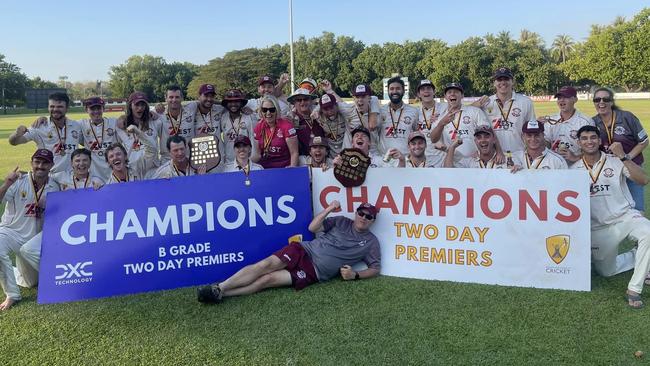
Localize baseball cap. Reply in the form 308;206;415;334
198;84;216;96
319;93;337;109
299;78;317;92
443;83;464;94
287;88;317;104
356;202;378;217
522;120;544;134
352;84;372;97
350;126;371;140
309;136;329;148
493;67;514;79
127;91;148;104
417;79;435;92
554;86;577;99
233;135;252;147
408;131;426;143
258;75;274;86
84;96;105;107
474;125;494;137
31;148;54;163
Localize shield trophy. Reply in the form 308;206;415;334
334;148;371;187
190;135;221;172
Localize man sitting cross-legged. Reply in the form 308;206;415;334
197;200;381;303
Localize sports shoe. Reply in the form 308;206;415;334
197;284;222;304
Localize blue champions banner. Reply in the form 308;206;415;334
37;167;313;304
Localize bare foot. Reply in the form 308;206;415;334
0;297;19;311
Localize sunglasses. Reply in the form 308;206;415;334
592;97;612;103
261;107;276;113
294;98;310;103
357;211;375;220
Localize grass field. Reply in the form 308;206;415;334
1;100;650;365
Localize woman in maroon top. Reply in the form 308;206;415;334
592;87;648;211
252;95;299;168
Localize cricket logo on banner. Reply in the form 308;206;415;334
546;235;571;265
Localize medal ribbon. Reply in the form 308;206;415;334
421;105;436;130
605;111;617;145
89;118;105;150
409;157;426;168
30;172;46;205
73;174;90;189
324;117;340;141
582;154;606;185
262;121;276;156
355;109;368;129
479;153;497;169
173;162;188;176
229;114;241;136
52;118;67;151
389;107;404;137
525;151;547;169
449;110;463;140
496;98;513;125
112;171;129;183
198;110;213;133
167;110;183;135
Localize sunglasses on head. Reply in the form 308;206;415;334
593;97;612;103
357;211;375;220
261;107;276;113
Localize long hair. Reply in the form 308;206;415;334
593;87;619;111
126;101;151;131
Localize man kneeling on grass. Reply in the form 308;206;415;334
197;201;381;304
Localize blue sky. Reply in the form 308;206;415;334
1;0;647;82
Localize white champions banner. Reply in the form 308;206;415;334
312;168;591;291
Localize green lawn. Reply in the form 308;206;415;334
1;101;650;365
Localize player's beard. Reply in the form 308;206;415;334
389;93;403;104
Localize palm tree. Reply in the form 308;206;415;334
519;29;544;47
551;34;575;63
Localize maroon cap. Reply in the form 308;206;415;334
31;148;54;163
408;130;426;143
352;84;372;97
493;67;514;80
522;120;544;134
444;82;464;94
357;202;378;217
555;86;577;99
198;84;216;96
417;79;435;92
128;91;148;104
258;75;274;86
233;135;252;147
309;136;329;148
474;125;494;136
319;93;337;109
84;96;105;107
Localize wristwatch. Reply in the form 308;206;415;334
620;154;630;162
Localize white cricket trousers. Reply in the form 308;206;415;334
0;229;41;300
591;210;650;293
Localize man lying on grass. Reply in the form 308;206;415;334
197;200;381;304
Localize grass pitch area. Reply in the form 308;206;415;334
1;100;650;365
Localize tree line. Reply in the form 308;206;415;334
1;8;648;107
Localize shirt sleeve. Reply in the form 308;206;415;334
363;237;382;270
284;122;297;138
370;96;380;114
525;97;536;121
626;112;648;143
476;109;489;126
322;216;340;232
1;180;18;205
